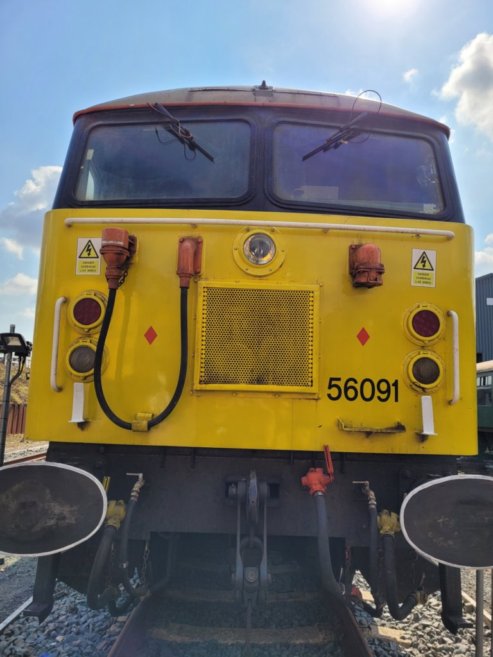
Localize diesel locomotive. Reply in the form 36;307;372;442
1;85;478;630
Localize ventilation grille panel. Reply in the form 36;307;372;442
195;284;318;392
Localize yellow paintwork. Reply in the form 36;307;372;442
26;207;477;455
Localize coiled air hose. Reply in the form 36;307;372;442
93;285;188;431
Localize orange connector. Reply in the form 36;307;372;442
301;468;333;495
349;243;384;288
100;228;137;289
177;237;202;288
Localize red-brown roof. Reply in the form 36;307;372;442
73;85;450;137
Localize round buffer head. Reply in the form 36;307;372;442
400;474;493;569
0;462;107;556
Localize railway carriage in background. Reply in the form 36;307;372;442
477;360;493;451
1;85;478;632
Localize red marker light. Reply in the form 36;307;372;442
73;297;102;327
69;291;106;333
406;304;444;344
411;309;441;338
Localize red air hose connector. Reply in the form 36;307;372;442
301;468;333;495
349;243;385;288
177;237;202;288
100;228;137;289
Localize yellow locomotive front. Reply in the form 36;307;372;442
28;89;476;455
15;86;479;627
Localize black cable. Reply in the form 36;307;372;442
93;286;189;431
94;288;132;430
10;358;25;387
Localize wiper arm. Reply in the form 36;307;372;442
301;112;368;162
149;103;214;162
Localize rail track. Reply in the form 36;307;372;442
3;452;46;465
107;534;373;657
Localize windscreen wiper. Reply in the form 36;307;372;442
149;102;214;162
301;112;368;162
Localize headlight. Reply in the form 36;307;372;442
243;233;276;265
66;339;104;381
405;351;443;392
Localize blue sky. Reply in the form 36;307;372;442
1;0;493;340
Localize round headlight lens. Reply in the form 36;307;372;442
243;233;276;265
405;350;443;392
412;357;441;386
68;345;96;374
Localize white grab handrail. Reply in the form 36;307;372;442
50;296;67;392
447;310;460;405
64;216;455;239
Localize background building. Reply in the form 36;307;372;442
476;273;493;362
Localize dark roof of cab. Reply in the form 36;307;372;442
73;84;449;136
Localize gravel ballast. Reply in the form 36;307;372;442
0;561;489;657
0;577;126;657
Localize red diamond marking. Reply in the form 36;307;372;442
357;328;370;346
144;326;158;344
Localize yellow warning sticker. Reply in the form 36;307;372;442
76;238;102;275
411;249;436;287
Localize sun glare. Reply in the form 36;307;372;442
371;0;418;16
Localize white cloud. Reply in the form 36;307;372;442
441;33;493;141
20;307;36;319
14;166;62;212
403;68;418;84
0;273;38;296
0;237;23;259
0;165;62;248
475;233;493;277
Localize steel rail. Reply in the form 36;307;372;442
4;452;46;465
106;590;375;657
0;597;33;634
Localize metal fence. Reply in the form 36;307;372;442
7;403;27;435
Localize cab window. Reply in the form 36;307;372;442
75;120;251;202
272;122;444;216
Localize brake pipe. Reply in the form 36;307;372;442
379;510;423;620
116;474;146;601
86;500;126;611
352;481;384;616
301;468;343;600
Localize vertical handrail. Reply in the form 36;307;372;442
447;310;460;405
50;297;67;392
